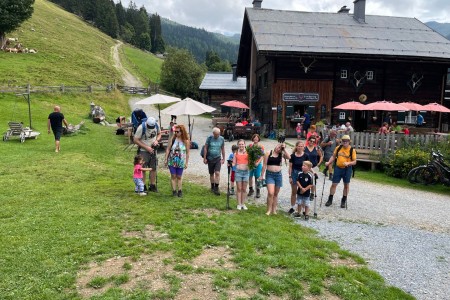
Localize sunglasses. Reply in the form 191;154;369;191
174;130;180;133
342;140;350;142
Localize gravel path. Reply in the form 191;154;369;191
130;99;450;300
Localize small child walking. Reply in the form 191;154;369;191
227;144;238;195
133;154;153;196
294;161;313;220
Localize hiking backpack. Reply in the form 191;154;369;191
131;109;147;134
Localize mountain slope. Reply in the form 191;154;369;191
161;18;238;63
425;21;450;40
0;0;121;86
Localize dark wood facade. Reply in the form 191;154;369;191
250;55;448;134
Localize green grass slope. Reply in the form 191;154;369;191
120;45;163;84
0;0;121;86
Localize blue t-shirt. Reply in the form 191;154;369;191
206;136;224;160
289;153;309;171
304;146;319;167
303;112;310;125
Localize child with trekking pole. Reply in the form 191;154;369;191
133;155;153;196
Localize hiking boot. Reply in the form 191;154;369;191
293;212;302;218
325;195;333;207
213;186;220;196
247;187;254;197
305;215;310;221
241;204;248;210
149;184;158;192
143;185;148;192
230;188;235;195
255;188;261;198
287;208;295;214
340;197;347;208
177;190;183;197
172;190;177;196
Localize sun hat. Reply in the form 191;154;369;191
341;135;351;141
146;117;156;128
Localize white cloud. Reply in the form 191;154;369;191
121;0;450;33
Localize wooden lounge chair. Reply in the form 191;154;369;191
3;122;38;143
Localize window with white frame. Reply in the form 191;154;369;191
340;69;348;79
366;70;374;80
339;112;346;120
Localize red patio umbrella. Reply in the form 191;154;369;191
221;100;250;109
399;102;425;111
365;100;409;111
422;102;450;113
334;101;367;110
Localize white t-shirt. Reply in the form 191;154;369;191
135;124;160;150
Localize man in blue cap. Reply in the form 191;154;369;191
134;117;162;192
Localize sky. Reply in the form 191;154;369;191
121;0;450;35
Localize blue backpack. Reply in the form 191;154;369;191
131;109;147;134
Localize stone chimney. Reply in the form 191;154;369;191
338;6;350;13
252;0;262;8
232;64;237;82
353;0;366;23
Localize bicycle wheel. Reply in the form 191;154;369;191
407;167;421;184
415;166;438;185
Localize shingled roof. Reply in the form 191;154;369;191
199;72;246;91
242;7;450;60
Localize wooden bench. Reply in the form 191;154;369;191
355;148;381;171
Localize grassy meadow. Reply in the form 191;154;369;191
120;45;164;85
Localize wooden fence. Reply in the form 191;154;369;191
0;84;113;94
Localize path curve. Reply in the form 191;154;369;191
112;41;142;87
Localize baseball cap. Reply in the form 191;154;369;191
341;135;350;141
146;117;156;128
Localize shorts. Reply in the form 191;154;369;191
332;166;352;184
169;166;184;177
140;150;157;169
265;170;283;187
303;123;310;133
52;128;62;141
207;157;222;174
230;170;235;183
291;169;301;185
296;195;311;207
235;169;249;182
249;162;263;178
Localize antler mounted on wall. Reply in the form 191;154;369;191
407;73;424;94
350;70;367;91
299;57;317;74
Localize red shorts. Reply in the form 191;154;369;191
230;170;235;183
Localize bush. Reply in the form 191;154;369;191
382;147;429;178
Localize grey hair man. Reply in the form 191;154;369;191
47;105;69;153
203;127;225;195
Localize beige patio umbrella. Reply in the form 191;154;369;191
134;93;181;127
161;97;216;139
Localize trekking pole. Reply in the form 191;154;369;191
320;168;327;207
155;147;158;192
226;162;231;210
313;173;318;218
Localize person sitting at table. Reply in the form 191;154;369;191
252;118;261;127
379;122;390;134
402;125;410;135
344;122;354;133
116;116;126;128
389;121;402;133
332;122;341;131
235;119;244;126
242;118;249;126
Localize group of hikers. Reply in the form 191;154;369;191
131;108;356;219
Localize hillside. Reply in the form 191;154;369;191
161;18;239;63
425;21;450;40
0;0;157;86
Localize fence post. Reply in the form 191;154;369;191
26;83;30;94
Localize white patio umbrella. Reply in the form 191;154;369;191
134;93;181;127
161;97;216;139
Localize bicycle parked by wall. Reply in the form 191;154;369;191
408;150;450;186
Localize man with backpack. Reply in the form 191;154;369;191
203;127;225;195
134;117;162;192
324;135;357;208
